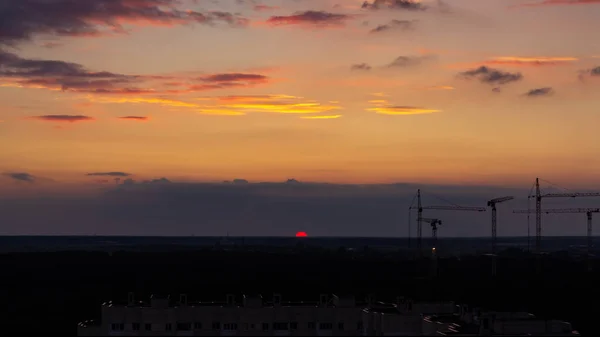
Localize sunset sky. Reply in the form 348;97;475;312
1;0;600;235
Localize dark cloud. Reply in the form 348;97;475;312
0;0;248;46
201;73;268;83
387;55;433;68
525;87;553;97
370;19;416;33
0;50;270;94
1;181;594;237
254;4;279;11
118;116;149;121
30;115;95;122
266;11;353;27
86;172;132;177
351;63;372;71
579;66;600;81
460;66;523;85
362;0;427;11
3;172;35;183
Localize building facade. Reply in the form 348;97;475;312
77;294;579;336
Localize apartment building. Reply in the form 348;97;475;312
77;294;579;336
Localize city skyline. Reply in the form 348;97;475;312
1;0;600;190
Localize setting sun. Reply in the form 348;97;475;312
295;231;308;237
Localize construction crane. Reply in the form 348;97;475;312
418;217;442;248
418;217;442;277
529;178;600;254
513;208;598;260
487;196;514;254
410;189;486;253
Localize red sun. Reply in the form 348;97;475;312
295;231;308;237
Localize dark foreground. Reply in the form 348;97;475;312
1;248;598;335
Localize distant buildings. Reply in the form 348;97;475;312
77;293;579;336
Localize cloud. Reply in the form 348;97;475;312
300;115;342;119
88;94;342;116
514;0;600;8
370;19;416;33
387;55;433;68
266;11;354;27
0;0;248;46
366;99;440;115
254;4;279;11
351;63;372;71
0;50;271;95
86;172;131;177
460;66;523;85
118;116;149;121
30;115;95;123
422;85;455;90
525;87;553;97
362;0;427;10
484;57;578;67
3;172;35;183
579;66;600;80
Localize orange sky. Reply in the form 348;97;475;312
2;0;600;190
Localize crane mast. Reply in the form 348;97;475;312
487;196;514;255
409;193;485;255
514;208;599;267
528;178;600;254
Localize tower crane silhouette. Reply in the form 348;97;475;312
409;189;486;254
486;196;513;276
514;207;599;271
487;196;514;255
418;217;442;277
529;178;600;254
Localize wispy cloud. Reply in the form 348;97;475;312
369;19;416;33
118;116;149;121
86;172;131;177
351;63;372;71
366;99;440;115
0;0;248;46
0;50;272;95
422;85;455;90
514;0;600;8
460;66;523;85
525;87;554;97
254;4;279;11
29;115;95;123
484;56;578;67
387;55;434;68
300;115;342;119
3;172;35;183
362;0;427;11
87;94;342;116
265;11;354;27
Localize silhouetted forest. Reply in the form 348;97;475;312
1;249;597;335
